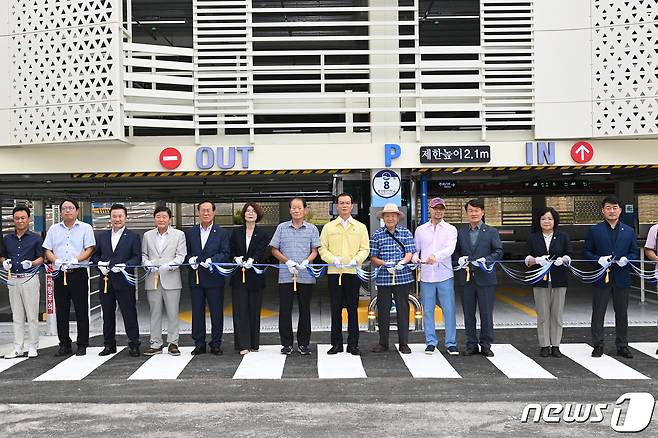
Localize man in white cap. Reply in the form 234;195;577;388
369;203;415;354
412;197;458;355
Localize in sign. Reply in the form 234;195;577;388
160;147;182;170
571;141;594;164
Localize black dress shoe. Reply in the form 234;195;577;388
591;345;604;357
540;347;550;357
463;346;480;356
210;346;223;356
98;346;117;356
617;346;633;359
75;345;87;356
191;345;207;356
371;344;389;353
398;344;412;354
346;346;361;356
129;346;141;357
55;345;72;357
480;347;494;357
551;346;562;358
327;345;344;355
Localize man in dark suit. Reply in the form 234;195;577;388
453;198;503;357
185;200;231;356
584;195;638;359
92;204;141;357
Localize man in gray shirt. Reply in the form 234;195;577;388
270;197;320;355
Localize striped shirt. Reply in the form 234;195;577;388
270;220;321;284
370;225;416;286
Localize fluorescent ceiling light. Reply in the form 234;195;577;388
581;172;611;175
423;16;479;20
131;20;187;25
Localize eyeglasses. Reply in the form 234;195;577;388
61;206;77;211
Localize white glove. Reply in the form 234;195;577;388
299;259;309;269
561;255;571;266
348;259;358;268
200;258;212;269
598;255;612;267
285;259;298;274
386;266;396;274
159;262;176;272
244;258;254;269
554;257;563;266
234;256;244;267
21;260;33;270
143;260;158;273
333;256;342;267
394;261;406;271
98;261;110;276
54;258;64;271
111;263;126;273
524;255;533;267
458;256;469;268
475;257;486;265
617;256;628;267
2;259;11;270
188;256;199;270
535;255;549;267
411;254;421;264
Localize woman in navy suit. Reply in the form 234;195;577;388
230;202;270;355
525;207;572;358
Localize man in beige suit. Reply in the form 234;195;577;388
141;206;187;356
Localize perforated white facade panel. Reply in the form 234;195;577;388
3;0;123;145
592;0;657;136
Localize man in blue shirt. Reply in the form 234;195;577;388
43;199;96;357
270;197;320;355
1;206;44;359
369;203;415;354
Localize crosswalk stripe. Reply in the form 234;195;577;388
34;347;125;381
317;345;367;379
560;343;650;380
629;342;658;360
128;347;195;380
233;345;287;379
487;344;556;379
0;357;29;374
395;344;461;378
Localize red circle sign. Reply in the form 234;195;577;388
159;147;182;170
570;141;594;164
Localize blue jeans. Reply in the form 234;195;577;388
420;278;456;348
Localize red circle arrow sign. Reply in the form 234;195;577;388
570;141;594;164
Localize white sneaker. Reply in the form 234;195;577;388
28;347;38;358
4;350;23;359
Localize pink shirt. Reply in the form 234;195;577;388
413;219;458;282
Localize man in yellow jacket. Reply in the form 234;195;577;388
319;193;370;355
